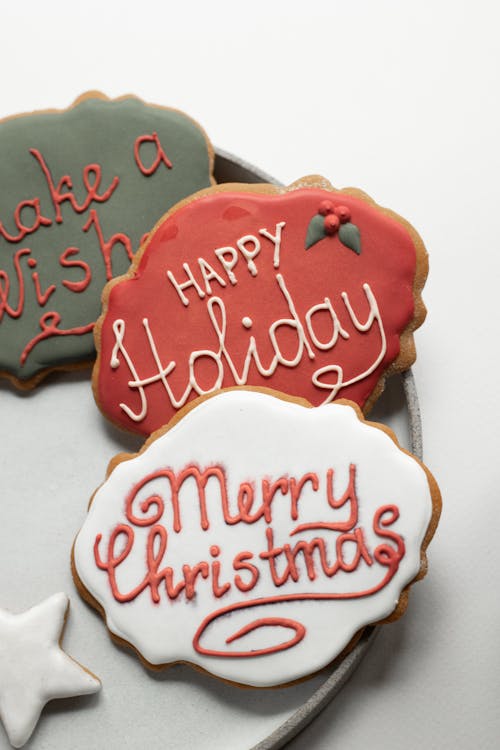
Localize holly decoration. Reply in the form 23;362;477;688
305;200;361;254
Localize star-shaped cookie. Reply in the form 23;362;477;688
0;593;101;748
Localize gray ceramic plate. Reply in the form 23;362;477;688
0;151;422;750
215;149;423;749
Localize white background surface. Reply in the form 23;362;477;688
0;1;498;748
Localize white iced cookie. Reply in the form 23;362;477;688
72;389;440;688
0;593;100;748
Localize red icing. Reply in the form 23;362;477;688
0;199;52;243
97;188;418;435
0;151;119;245
134;132;173;176
0;148;131;366
124;465;242;533
29;150;119;225
194;505;403;659
292;464;358;534
0;248;31;320
324;214;340;235
20;313;94;365
211;553;232;598
233;551;260;592
32;275;56;306
83;209;133;282
93;461;406;658
334;205;351;223
192;555;399;659
0;245;94;327
257;527;373;587
223;617;306;656
122;464;344;534
59;248;92;293
318;200;334;216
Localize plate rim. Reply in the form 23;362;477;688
213;148;423;750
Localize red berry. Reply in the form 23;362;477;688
324;214;340;235
318;200;334;216
334;205;351;223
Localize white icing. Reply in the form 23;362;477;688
166;222;287;306
197;257;227;294
74;390;433;687
166;262;206;306
311;283;387;403
258;221;286;268
110;319;148;422
304;297;350;350
109;278;387;423
213;246;238;285
0;593;100;748
236;235;260;277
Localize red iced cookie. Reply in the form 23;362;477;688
94;176;427;436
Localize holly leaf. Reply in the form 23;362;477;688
305;214;326;250
338;223;361;255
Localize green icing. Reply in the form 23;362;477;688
0;95;213;381
305;214;326;250
305;213;362;256
338;222;362;255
